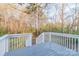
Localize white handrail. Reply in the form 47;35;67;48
36;32;79;52
36;33;44;44
0;33;32;56
44;32;79;38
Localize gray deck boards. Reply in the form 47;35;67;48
4;42;79;56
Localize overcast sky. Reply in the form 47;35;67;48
16;3;79;22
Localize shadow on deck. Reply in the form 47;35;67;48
4;42;79;56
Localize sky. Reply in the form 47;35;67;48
16;3;79;23
41;3;79;23
44;4;76;18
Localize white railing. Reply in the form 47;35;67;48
0;35;8;56
36;33;44;44
36;32;79;52
0;33;32;56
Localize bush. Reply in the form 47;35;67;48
0;26;8;36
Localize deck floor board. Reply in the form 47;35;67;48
4;42;79;56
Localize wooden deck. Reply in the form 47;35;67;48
1;32;79;56
4;42;79;56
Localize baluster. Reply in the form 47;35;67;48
43;33;44;43
56;36;58;43
74;38;76;51
68;38;70;49
63;37;64;46
14;37;16;49
11;38;12;50
66;37;67;47
12;38;13;50
73;38;75;50
62;36;63;45
50;32;51;42
20;37;22;48
25;37;26;47
52;35;54;42
76;38;78;52
57;36;59;44
13;38;15;49
63;37;65;46
70;38;73;49
42;33;45;42
10;38;11;50
16;37;18;48
55;35;56;43
24;37;26;47
51;34;52;42
21;37;25;47
64;37;66;47
16;37;17;48
18;37;19;48
19;37;21;48
13;38;14;50
14;38;16;49
60;36;62;45
8;38;10;51
62;36;64;46
71;38;73;50
53;35;55;42
51;35;53;42
59;36;60;44
59;36;62;45
78;38;79;52
11;38;13;50
18;37;20;48
22;37;23;47
9;38;11;50
69;38;71;49
14;38;15;49
55;35;57;43
59;36;61;45
56;35;58;43
66;37;68;48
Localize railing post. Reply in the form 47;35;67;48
5;38;9;52
25;34;32;47
0;39;5;55
43;33;45;43
71;38;73;50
